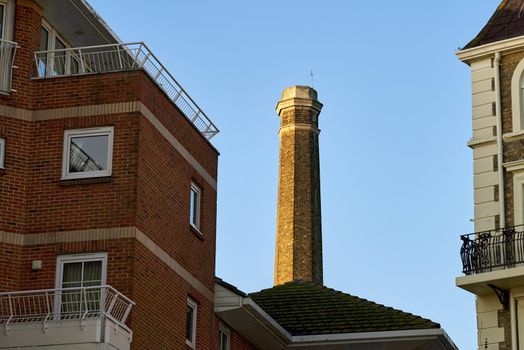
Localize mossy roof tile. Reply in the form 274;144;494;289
249;281;440;336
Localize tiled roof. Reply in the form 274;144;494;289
464;0;524;49
249;281;440;336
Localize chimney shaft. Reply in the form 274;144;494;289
274;86;323;286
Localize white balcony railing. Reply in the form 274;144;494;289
34;42;219;140
0;285;134;335
0;39;18;94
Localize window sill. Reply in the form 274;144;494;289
503;130;524;142
190;224;204;240
59;176;112;186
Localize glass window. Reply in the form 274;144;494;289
62;127;114;180
190;183;201;231
219;325;230;350
0;4;5;39
53;36;66;76
56;254;106;319
0;138;4;168
186;298;197;348
38;26;49;77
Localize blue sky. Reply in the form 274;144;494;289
88;1;502;348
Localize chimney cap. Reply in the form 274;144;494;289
276;85;323;115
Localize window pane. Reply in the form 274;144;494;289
69;134;109;173
54;37;66;75
38;27;49;77
0;5;4;39
190;189;197;225
62;262;83;288
0;139;4;168
219;330;229;350
83;261;103;287
186;304;194;341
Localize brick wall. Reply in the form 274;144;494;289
0;1;232;349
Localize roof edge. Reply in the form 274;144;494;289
291;328;458;350
76;0;123;43
457;34;524;63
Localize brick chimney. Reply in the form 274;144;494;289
274;86;324;286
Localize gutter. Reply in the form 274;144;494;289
495;52;506;228
289;328;458;350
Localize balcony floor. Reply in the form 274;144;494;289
0;318;131;350
456;265;524;295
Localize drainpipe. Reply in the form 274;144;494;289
495;52;506;229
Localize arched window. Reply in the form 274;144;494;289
511;59;524;132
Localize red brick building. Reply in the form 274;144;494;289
0;1;457;349
0;0;239;349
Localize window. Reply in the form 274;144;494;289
190;182;201;231
62;127;114;180
219;324;230;350
0;3;5;39
37;20;78;77
55;253;107;318
186;298;197;348
511;59;524;132
0;138;4;169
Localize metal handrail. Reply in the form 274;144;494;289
460;225;524;275
0;39;18;94
0;285;134;334
33;42;219;140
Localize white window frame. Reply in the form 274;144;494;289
62;127;114;180
219;323;230;350
190;182;202;231
186;298;198;349
514;172;524;228
0;0;14;41
55;253;108;290
511;59;524;133
54;253;108;319
40;19;79;77
0;138;4;169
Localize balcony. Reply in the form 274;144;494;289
0;39;18;94
0;285;134;350
33;42;219;140
457;226;524;295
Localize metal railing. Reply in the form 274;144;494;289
0;285;134;334
0;39;18;94
33;42;219;140
460;226;524;275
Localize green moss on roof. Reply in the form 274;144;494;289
249;281;440;336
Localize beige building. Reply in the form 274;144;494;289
456;1;524;349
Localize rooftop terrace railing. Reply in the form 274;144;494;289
0;285;134;335
33;42;219;140
0;39;18;94
460;226;524;275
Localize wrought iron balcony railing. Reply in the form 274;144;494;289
460;226;524;275
0;285;134;334
0;39;18;94
33;42;219;140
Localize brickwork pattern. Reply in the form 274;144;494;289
500;51;524;227
0;1;228;349
275;104;323;286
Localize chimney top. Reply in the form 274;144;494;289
276;85;323;116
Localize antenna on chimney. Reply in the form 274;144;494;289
310;69;314;88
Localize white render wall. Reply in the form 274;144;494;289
470;58;499;233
